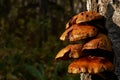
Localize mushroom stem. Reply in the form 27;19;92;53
80;73;92;80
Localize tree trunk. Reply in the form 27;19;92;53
69;0;74;12
86;0;120;79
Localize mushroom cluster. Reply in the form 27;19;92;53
55;11;118;80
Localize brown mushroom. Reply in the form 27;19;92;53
76;11;104;24
60;25;73;41
55;44;83;60
66;11;105;29
82;33;112;52
68;56;114;74
66;15;78;29
60;24;98;41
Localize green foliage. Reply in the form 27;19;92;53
0;0;80;80
25;64;45;80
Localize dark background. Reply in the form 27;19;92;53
0;0;86;80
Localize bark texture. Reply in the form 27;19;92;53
86;0;120;79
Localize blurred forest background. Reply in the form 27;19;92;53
0;0;86;80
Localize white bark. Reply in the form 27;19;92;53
86;0;120;79
86;0;98;11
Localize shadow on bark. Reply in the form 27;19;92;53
105;3;120;80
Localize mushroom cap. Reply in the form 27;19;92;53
55;44;83;60
68;56;114;74
66;11;105;29
82;33;112;52
76;11;104;24
60;25;73;41
60;24;98;41
66;15;78;29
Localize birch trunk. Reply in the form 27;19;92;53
86;0;120;79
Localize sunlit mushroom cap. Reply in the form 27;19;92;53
60;24;98;41
68;56;114;74
76;11;104;24
55;44;83;60
82;33;112;52
66;11;105;29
